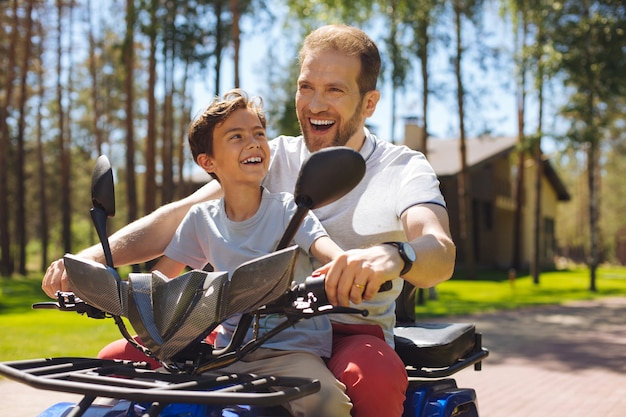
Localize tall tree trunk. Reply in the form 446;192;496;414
0;0;19;275
587;102;599;292
144;0;158;215
531;27;545;284
415;9;432;306
176;62;191;200
15;0;35;275
582;1;599;292
512;10;528;273
453;0;475;279
419;21;430;157
161;42;174;204
36;19;49;272
587;140;599;290
214;0;225;94
389;1;399;144
57;0;72;254
229;0;241;87
531;111;544;284
87;0;103;155
66;1;76;248
124;0;137;224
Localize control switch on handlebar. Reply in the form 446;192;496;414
294;276;330;306
294;275;392;307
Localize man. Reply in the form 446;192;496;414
43;25;455;417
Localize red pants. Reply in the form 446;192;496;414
97;336;161;369
328;323;408;417
97;331;218;369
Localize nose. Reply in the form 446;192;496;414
307;91;329;114
246;134;261;148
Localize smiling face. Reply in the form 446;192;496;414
196;107;270;188
296;50;380;153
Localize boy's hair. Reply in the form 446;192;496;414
298;24;381;94
188;89;267;179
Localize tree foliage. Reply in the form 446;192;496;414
0;0;625;282
546;0;626;288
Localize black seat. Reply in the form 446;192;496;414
394;322;476;369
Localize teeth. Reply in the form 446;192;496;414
242;157;262;164
311;119;334;126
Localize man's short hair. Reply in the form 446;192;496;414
299;24;381;94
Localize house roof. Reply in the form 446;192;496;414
424;135;570;201
426;135;517;176
542;159;571;201
188;135;569;201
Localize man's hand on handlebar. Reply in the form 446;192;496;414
42;259;71;299
43;245;107;299
314;245;402;307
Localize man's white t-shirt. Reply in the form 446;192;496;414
263;129;446;346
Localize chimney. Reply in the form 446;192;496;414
403;116;425;153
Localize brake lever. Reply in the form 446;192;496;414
32;291;107;319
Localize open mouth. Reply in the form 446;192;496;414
310;118;335;133
241;156;263;165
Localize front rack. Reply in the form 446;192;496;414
0;357;319;417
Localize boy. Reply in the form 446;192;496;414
151;89;351;417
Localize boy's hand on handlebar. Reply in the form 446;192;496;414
315;245;402;307
42;259;71;299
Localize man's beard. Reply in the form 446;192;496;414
300;99;364;152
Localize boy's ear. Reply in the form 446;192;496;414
196;153;215;174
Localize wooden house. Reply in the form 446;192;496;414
404;123;570;270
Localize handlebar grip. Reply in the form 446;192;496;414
296;276;393;306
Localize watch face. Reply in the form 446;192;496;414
401;242;417;262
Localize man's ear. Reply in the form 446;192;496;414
196;153;215;174
362;89;380;118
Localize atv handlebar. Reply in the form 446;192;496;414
32;292;106;319
292;275;393;307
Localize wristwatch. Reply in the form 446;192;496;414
383;242;416;276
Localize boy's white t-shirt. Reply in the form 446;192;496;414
263;129;446;346
164;188;332;357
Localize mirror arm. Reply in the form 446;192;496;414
275;208;308;251
90;207;114;268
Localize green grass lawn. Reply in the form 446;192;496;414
1;266;625;362
415;266;626;317
0;275;123;362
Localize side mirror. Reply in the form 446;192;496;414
90;155;115;267
276;147;365;250
92;155;116;216
294;146;365;210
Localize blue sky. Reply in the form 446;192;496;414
189;5;570;162
190;6;530;144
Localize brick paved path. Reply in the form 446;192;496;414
2;297;626;416
447;297;626;417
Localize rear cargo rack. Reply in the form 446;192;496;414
0;357;319;417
